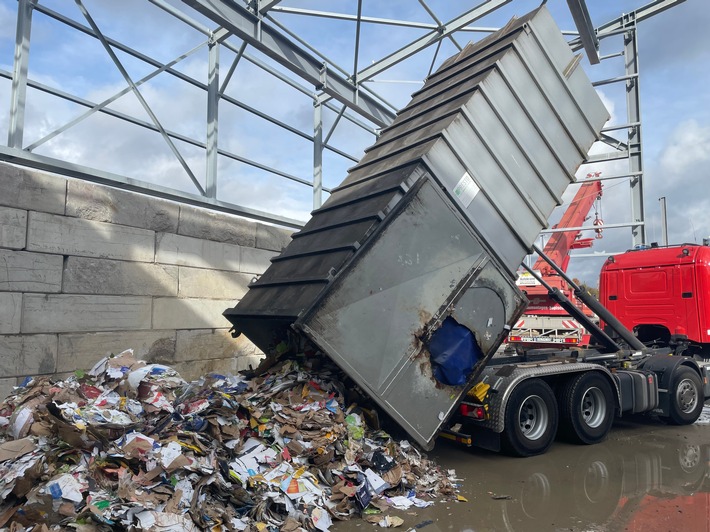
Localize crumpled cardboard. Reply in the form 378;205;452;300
0;348;460;531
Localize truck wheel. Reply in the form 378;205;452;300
502;379;558;457
558;372;614;445
663;366;703;425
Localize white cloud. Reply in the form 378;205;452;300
595;89;616;126
659;119;710;178
0;3;14;41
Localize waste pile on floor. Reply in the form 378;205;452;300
696;404;710;425
0;350;459;531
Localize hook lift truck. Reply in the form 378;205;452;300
441;242;710;457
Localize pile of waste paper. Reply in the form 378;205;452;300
0;349;459;531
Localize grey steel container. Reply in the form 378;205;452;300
224;6;609;449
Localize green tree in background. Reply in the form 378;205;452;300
573;278;599;299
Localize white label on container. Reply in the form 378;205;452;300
453;171;479;208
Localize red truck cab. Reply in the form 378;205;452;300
599;243;710;353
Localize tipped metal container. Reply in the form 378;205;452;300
225;6;609;449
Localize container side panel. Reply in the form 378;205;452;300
299;180;522;448
423;140;526;273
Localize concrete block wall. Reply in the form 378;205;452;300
0;162;293;399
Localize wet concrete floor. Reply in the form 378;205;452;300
333;412;710;532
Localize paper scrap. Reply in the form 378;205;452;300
0;437;36;462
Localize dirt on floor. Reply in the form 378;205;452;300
334;407;710;532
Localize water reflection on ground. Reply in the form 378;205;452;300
333;413;710;531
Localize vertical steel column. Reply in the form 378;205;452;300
624;22;645;246
659;196;668;246
313;101;323;210
8;0;36;149
206;36;220;199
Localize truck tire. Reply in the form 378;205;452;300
663;366;703;425
558;372;614;445
502;379;558;457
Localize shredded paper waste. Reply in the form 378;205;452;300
0;349;459;531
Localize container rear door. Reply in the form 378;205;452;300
295;179;523;449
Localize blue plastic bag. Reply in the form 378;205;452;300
428;317;482;386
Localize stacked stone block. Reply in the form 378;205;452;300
0;162;293;398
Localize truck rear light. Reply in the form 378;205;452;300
460;403;486;420
509;336;522;342
564;338;579;344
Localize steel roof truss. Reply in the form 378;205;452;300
180;0;396;127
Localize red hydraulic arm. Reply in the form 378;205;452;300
533;176;603;276
511;175;604;345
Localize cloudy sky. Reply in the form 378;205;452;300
0;0;708;285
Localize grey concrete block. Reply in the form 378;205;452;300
174;328;261;363
0;206;27;250
0;334;58;377
0;377;17;402
235;354;265;372
0;163;66;215
178;267;251;299
255;223;293;252
155;233;240;271
57;330;176;373
172;357;235;382
152;297;233;330
0;293;22;334
0;249;63;293
63;257;178;296
27;212;155;262
172;353;264;381
22;294;153;333
178;205;257;247
241;246;276;274
66;180;179;233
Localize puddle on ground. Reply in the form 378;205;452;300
333;409;710;532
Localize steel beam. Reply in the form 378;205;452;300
261;16;398;115
576;171;642;182
419;0;463;52
7;0;35;149
582;151;630;163
25;42;205;152
141;0;379;137
324;105;346;146
0;146;305;229
426;40;443;78
541;221;644;234
256;0;282;15
570;0;686;49
565;0;599;64
268;7;439;30
353;0;363;81
624;26;645;246
180;0;396;127
355;0;511;83
313;102;323;210
220;41;246;94
206;37;219;199
75;0;205;196
659;196;669;246
599;133;628;153
0;68;340;186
